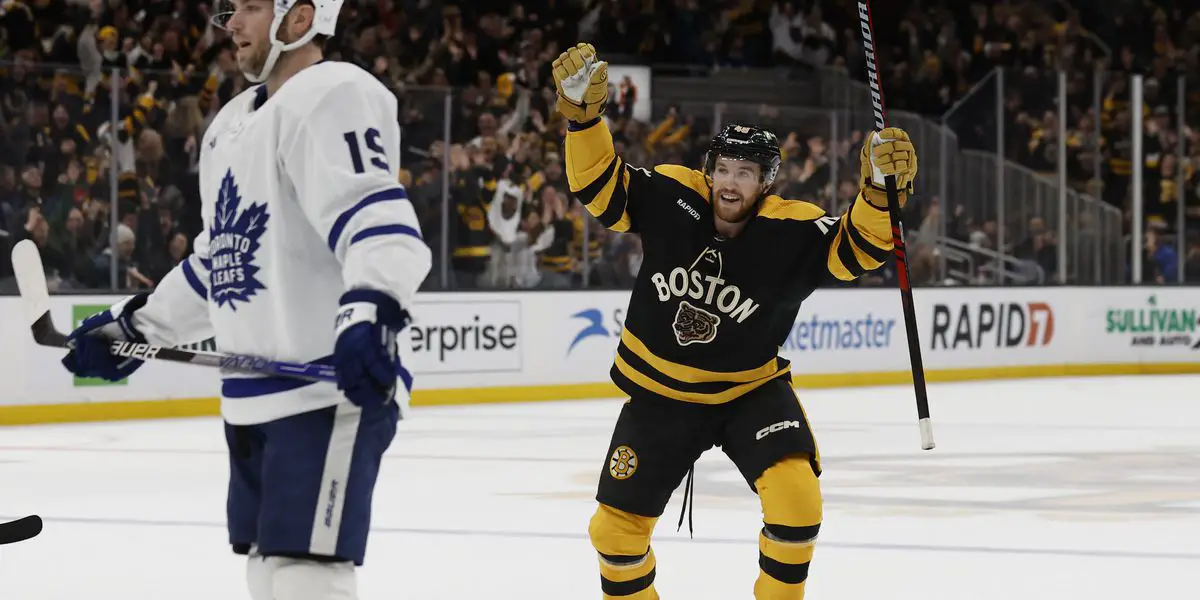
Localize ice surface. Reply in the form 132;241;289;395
1;375;1197;599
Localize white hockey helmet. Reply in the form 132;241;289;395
213;0;344;83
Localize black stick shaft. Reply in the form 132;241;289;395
858;0;934;449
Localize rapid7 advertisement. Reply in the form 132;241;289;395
922;288;1064;367
929;301;1055;350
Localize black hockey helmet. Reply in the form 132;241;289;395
703;123;782;187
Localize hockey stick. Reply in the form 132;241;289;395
0;515;42;545
857;1;935;450
11;240;336;383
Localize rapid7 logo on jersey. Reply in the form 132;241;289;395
343;128;389;173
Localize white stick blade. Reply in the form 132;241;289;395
11;240;50;327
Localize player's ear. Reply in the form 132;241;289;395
285;1;317;41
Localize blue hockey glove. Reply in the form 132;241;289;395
333;289;413;410
61;293;150;382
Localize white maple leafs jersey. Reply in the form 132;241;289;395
129;61;431;425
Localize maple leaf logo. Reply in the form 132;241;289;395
209;169;270;310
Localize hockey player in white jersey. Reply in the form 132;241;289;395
58;1;430;598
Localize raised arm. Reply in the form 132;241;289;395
798;127;919;284
557;43;709;235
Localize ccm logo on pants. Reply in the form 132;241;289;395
757;420;801;440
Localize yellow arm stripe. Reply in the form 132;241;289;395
841;217;891;265
827;195;894;280
566;120;618;191
621;328;780;383
576;156;631;231
846;193;892;250
566;120;633;232
826;228;860;281
840;219;886;271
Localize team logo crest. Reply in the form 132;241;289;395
673;300;720;346
209;169;269;310
671;248;723;346
651;245;759;346
609;446;638;480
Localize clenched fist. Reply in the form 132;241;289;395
552;42;608;123
859;127;918;208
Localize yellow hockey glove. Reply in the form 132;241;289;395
552;42;608;123
860;127;918;208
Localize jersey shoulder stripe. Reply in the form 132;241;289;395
758;195;826;222
653;165;710;202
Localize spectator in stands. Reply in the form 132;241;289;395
14;205;65;279
8;164;46;231
1185;240;1200;282
533;187;575;289
90;221;149;290
52;206;97;288
1143;227;1179;284
485;179;555;289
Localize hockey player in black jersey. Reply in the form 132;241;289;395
553;43;919;600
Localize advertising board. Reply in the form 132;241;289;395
404;298;523;375
2;287;1199;425
919;287;1073;369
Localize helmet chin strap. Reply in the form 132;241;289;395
244;14;321;84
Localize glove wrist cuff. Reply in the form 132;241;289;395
335;302;377;337
108;292;150;342
338;289;410;329
567;117;602;131
110;292;150;318
862;186;905;209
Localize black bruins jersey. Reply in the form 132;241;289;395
566;119;893;405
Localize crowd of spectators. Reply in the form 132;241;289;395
817;0;1200;284
0;0;1197;294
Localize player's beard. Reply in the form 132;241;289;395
713;188;757;224
236;42;270;77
